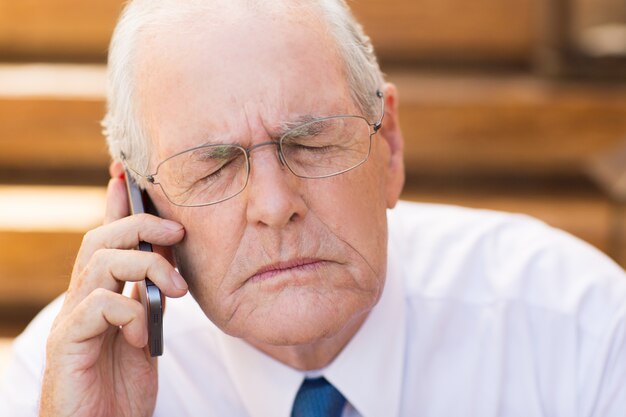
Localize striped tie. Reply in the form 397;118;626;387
291;377;346;417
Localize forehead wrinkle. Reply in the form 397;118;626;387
195;109;353;148
193;108;278;148
154;95;356;155
242;100;264;145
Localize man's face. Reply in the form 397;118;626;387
135;8;402;347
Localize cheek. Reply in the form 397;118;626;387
163;205;248;321
313;164;389;271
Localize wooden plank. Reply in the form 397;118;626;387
0;0;533;63
0;0;122;61
0;98;107;170
0;231;79;306
352;0;533;63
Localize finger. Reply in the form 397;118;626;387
103;175;129;225
62;289;148;350
69;249;187;302
75;214;184;272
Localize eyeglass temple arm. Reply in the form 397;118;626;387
373;89;384;133
120;151;156;183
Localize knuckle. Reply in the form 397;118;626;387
135;213;153;222
151;251;170;268
90;287;111;303
128;213;153;229
81;227;100;248
114;215;154;247
146;253;171;278
78;250;108;285
90;247;111;265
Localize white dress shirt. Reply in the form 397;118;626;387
1;201;626;416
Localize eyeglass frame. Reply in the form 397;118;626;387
121;89;385;207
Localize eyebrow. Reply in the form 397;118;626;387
191;144;242;160
277;115;320;131
195;112;340;148
274;114;338;138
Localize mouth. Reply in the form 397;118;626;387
248;258;330;283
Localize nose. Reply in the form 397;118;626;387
244;142;308;228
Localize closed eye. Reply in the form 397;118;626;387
196;154;247;185
289;143;335;153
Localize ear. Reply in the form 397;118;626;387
378;82;405;209
109;160;125;179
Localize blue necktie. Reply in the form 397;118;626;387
291;377;346;417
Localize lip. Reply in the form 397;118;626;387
248;258;329;283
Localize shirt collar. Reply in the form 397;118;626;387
218;240;407;417
219;332;302;417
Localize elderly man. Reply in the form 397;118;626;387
2;0;626;416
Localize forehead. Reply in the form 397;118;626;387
134;4;355;162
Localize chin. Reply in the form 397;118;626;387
231;288;375;347
253;315;342;347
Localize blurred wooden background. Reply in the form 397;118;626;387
1;0;626;339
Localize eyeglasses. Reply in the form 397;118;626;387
122;90;384;207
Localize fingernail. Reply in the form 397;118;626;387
171;270;187;290
162;220;183;231
118;172;125;180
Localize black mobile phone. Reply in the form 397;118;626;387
124;170;163;357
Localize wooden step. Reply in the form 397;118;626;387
0;0;533;64
2;65;626;184
0;231;80;306
353;0;533;64
0;0;123;62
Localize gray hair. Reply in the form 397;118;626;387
102;0;385;184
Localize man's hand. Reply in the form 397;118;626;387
39;164;187;417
